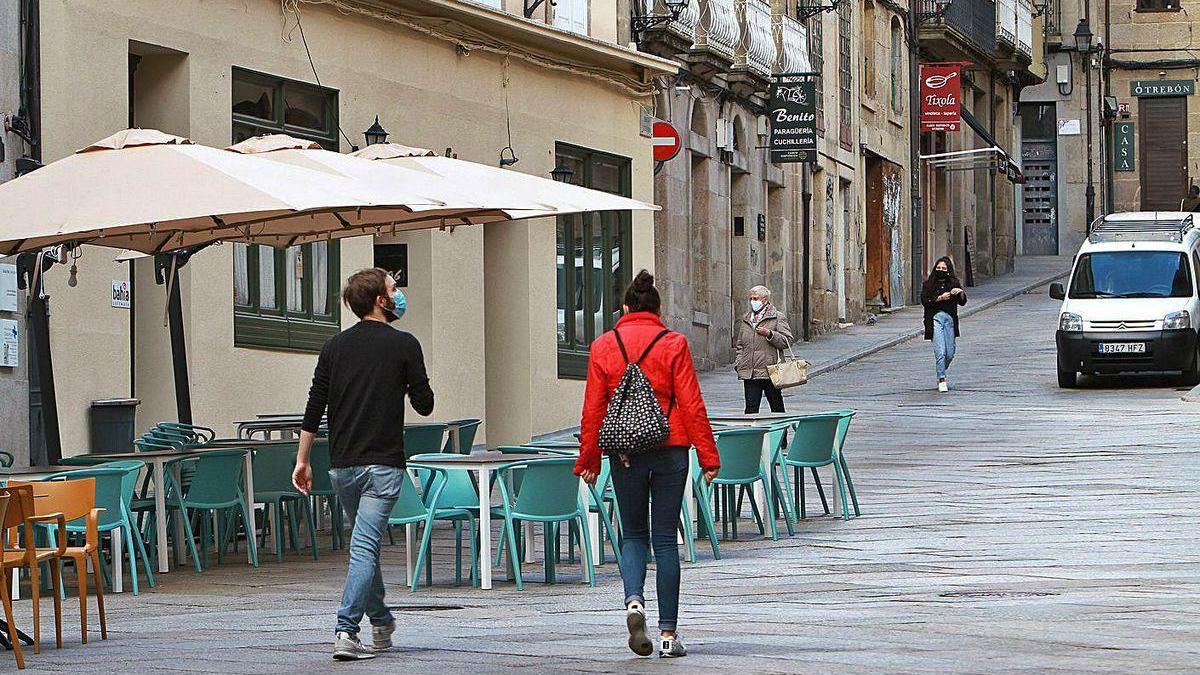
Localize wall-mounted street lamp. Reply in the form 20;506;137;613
550;162;574;183
631;0;691;44
364;116;389;146
1074;18;1099;228
797;0;844;22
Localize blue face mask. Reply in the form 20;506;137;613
384;288;406;322
750;299;764;313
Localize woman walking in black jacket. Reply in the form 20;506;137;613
921;257;967;392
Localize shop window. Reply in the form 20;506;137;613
555;143;632;379
231;68;340;352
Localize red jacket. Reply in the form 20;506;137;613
575;312;719;476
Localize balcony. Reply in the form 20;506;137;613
996;0;1017;49
919;0;997;64
688;0;739;74
773;11;811;75
635;0;701;58
1016;0;1033;57
732;0;776;77
995;0;1033;68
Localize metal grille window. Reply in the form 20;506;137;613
555;143;633;379
231;68;341;352
837;1;852;150
809;10;825;134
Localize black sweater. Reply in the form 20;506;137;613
921;276;968;340
301;320;435;468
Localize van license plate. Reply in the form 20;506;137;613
1098;342;1146;354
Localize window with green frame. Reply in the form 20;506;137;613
555;143;633;379
231;68;341;351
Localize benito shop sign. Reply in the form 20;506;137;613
920;63;962;132
768;79;817;163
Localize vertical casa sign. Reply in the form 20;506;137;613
768;78;817;163
920;63;962;132
1113;122;1135;172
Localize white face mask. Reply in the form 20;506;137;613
750;299;764;312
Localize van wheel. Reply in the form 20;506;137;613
1183;346;1200;386
1057;368;1077;388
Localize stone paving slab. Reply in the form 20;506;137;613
5;281;1200;673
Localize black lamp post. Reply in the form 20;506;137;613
631;0;690;43
1074;18;1096;229
550;163;574;183
364;116;389;146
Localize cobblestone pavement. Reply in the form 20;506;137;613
9;286;1199;674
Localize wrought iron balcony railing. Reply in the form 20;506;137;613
734;0;776;77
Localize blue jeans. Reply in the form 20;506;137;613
330;465;404;635
932;311;957;379
609;447;689;632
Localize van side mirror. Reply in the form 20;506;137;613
1049;282;1066;300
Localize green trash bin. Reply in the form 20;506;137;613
89;398;140;453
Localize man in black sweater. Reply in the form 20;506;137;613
292;268;434;661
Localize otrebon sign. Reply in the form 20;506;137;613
768;79;817;163
1130;80;1193;97
920;63;962;132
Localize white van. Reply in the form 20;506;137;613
1050;212;1200;388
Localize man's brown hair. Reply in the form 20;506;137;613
342;268;389;319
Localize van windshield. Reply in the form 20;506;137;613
1069;251;1193;299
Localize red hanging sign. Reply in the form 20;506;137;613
920;63;962;132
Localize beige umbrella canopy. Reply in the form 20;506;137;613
0;129;442;255
351;143;656;217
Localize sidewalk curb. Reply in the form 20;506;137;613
807;268;1071;380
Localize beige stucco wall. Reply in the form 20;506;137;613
35;0;657;452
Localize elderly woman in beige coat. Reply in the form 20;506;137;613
735;285;794;413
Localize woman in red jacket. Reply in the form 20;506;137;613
575;270;719;659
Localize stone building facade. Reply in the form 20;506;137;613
0;0;27;463
1023;0;1200;249
919;0;1047;281
638;0;916;370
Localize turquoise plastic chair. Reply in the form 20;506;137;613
404;453;481;586
442;419;482;454
252;443;318;562
308;437;343;550
760;421;798;536
825;410;860;518
685;447;722;561
385;468;474;591
781;413;857;521
493;457;594;590
703;427;782;540
149;449;259;571
42;463;157;595
403;424;448;460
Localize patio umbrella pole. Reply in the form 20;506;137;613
155;249;197;424
16;250;63;464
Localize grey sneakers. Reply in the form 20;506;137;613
625;604;654;657
372;622;395;650
660;634;687;658
333;631;376;661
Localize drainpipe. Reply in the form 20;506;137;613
1103;0;1113;213
908;3;924;306
802;169;812;341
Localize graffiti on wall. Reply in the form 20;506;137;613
882;169;904;303
824;176;835;290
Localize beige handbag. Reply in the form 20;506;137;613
767;340;808;389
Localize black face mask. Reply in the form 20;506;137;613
934;270;949;281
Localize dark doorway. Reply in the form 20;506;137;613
1020;103;1058;255
1139;96;1187;210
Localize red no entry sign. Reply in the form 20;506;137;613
652;121;681;162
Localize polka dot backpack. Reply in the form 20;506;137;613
598;329;673;459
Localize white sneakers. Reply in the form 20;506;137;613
333;631;375;661
938;380;949;393
626;603;654;657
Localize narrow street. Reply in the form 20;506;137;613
15;286;1200;674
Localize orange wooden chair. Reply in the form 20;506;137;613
2;482;69;661
8;478;105;646
0;492;24;670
